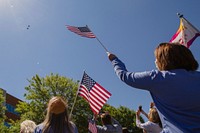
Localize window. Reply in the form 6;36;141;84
5;103;19;116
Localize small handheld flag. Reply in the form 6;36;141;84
66;25;109;52
170;13;200;48
88;119;97;133
78;72;111;114
66;25;96;38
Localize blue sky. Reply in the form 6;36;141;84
1;0;200;118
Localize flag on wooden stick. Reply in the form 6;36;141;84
78;72;111;114
66;24;109;52
170;14;200;48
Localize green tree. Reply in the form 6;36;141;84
0;89;9;132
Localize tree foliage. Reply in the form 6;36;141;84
0;89;9;132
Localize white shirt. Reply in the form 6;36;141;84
136;118;162;133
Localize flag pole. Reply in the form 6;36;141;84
69;71;85;118
86;25;109;53
95;36;109;52
177;13;200;33
69;82;80;118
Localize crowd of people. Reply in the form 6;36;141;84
20;43;200;133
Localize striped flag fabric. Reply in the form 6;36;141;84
66;25;96;38
78;72;112;114
169;15;200;48
88;120;97;133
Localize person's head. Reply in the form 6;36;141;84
100;113;112;125
20;120;36;133
122;127;129;133
43;96;73;133
148;108;162;128
154;43;198;71
47;96;67;115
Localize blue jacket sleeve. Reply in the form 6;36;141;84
111;57;159;90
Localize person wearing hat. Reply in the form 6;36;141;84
34;96;78;133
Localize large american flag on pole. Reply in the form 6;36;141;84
78;72;112;114
66;25;96;38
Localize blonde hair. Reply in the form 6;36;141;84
20;120;36;133
148;108;162;128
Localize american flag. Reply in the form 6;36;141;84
88;120;97;133
78;72;112;114
66;25;96;38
